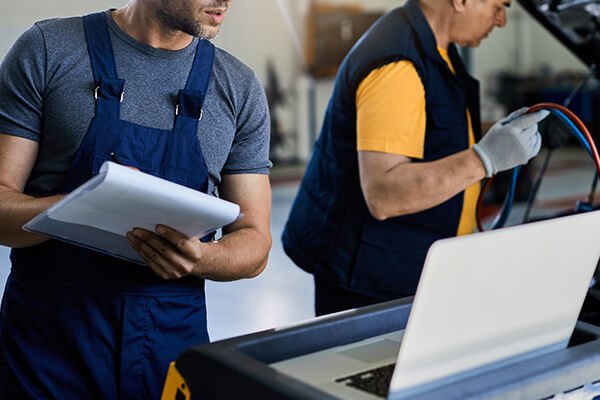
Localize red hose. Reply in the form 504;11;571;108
528;102;600;172
475;103;600;231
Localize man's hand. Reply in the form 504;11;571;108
127;174;272;282
472;108;550;177
127;225;204;280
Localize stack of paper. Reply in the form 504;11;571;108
24;161;240;264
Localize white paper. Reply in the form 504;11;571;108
24;162;240;262
45;162;239;238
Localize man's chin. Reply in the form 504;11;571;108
197;25;221;39
463;38;483;48
201;31;219;40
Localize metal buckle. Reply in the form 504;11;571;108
175;104;203;121
94;86;124;102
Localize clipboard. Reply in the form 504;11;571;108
24;161;241;264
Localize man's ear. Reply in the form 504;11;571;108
450;0;467;13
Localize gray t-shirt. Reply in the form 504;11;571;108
0;11;271;197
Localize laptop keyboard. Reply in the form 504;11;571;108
335;363;395;398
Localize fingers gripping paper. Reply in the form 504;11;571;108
24;161;240;264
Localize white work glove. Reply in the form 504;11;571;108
472;108;550;177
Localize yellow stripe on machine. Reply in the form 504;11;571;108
161;362;191;400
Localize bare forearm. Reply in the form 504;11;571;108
127;174;273;282
362;149;485;220
191;227;271;281
0;186;63;247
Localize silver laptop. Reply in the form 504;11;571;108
271;210;600;399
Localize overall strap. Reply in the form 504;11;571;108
83;12;125;119
174;40;215;131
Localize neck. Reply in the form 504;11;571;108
418;0;453;50
112;0;193;50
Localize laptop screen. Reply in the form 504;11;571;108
390;211;600;395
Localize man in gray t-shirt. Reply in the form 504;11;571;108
0;1;272;399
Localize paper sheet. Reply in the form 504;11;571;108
48;162;239;237
24;161;240;262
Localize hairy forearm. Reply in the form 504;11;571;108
128;174;272;282
0;186;63;247
363;149;486;220
191;226;272;281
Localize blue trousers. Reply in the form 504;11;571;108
0;276;208;400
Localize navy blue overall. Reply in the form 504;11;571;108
282;0;481;312
0;12;214;400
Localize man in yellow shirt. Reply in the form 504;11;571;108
283;0;548;315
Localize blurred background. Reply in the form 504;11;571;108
0;0;596;340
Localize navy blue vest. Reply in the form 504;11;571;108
282;0;481;299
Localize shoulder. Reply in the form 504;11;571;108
344;7;420;91
358;60;423;98
35;15;82;30
354;7;414;56
213;47;261;88
34;16;84;39
210;47;265;113
3;17;80;56
32;16;86;57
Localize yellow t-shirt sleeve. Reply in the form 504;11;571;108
356;61;426;159
356;53;479;235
